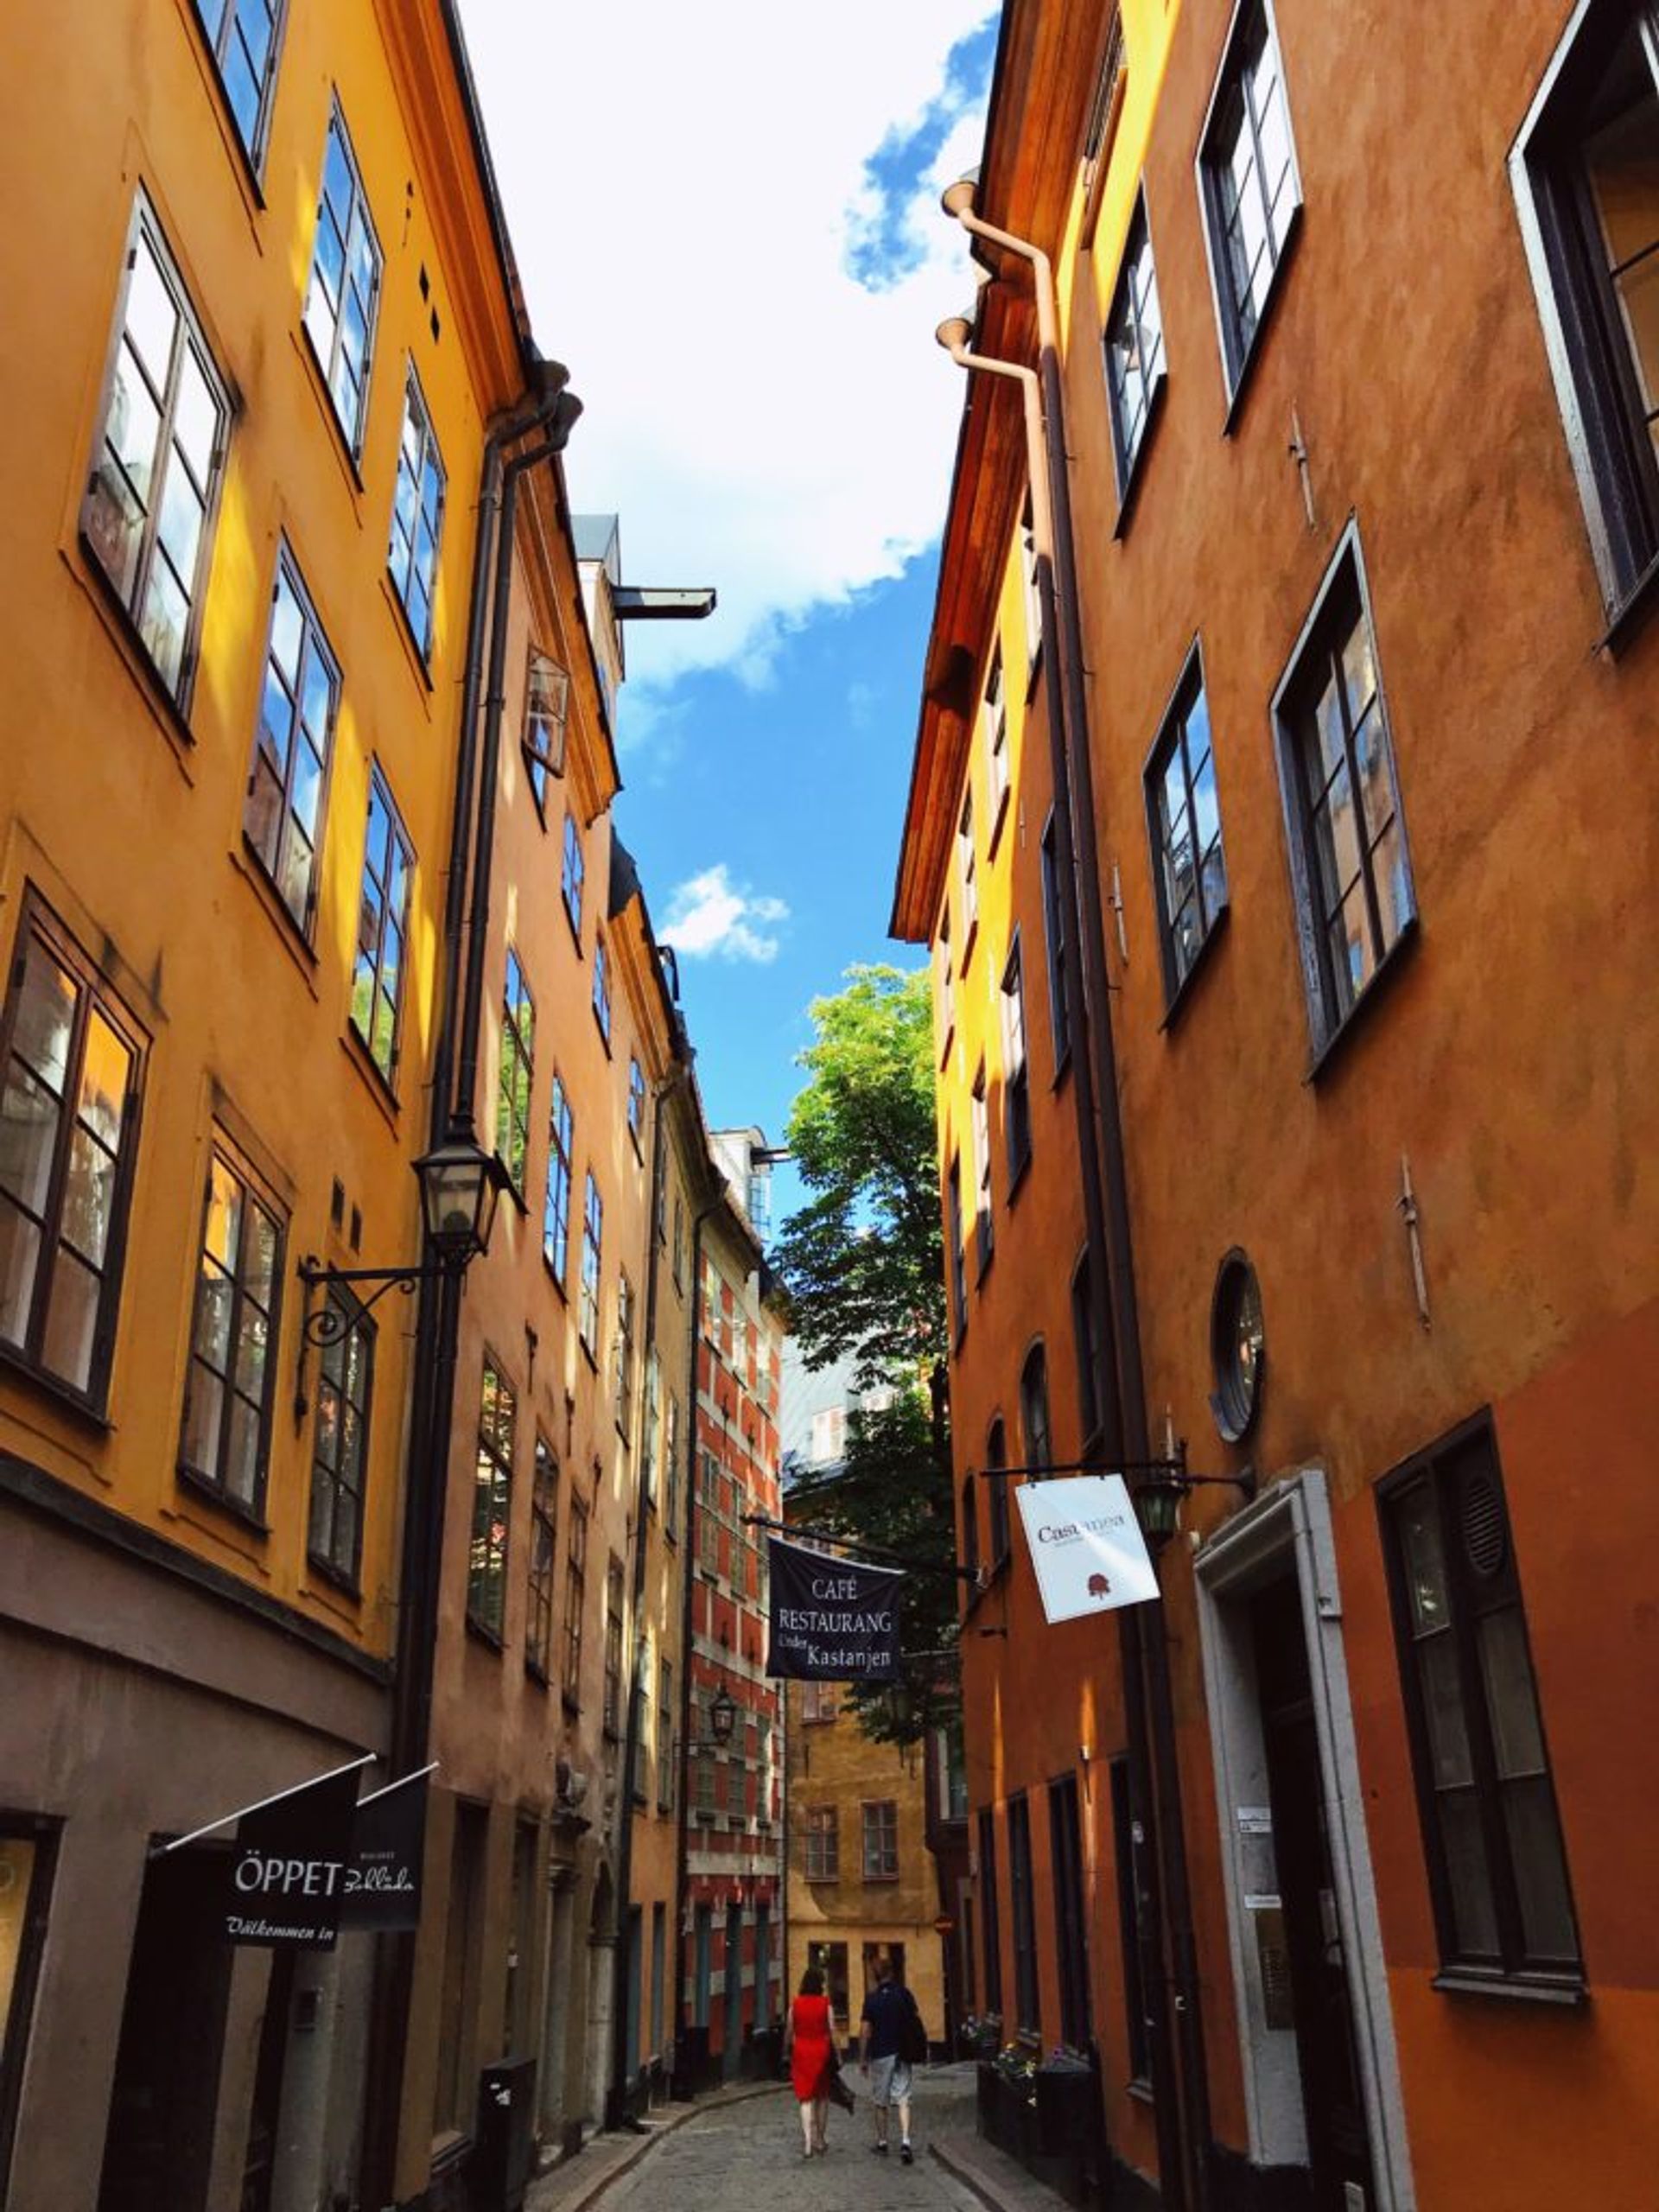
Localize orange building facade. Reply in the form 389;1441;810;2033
894;3;1659;2209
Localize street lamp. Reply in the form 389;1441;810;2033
709;1686;737;1745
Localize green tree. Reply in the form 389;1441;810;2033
775;965;944;1389
775;965;957;1745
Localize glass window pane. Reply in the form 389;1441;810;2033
1396;1483;1449;1634
79;1013;130;1153
1437;1788;1501;1958
14;945;76;1094
105;348;162;509
279;823;315;925
173;347;219;489
0;1199;42;1347
1416;1632;1474;1788
270;575;304;683
1;1066;61;1215
1192;738;1221;855
322;125;353;221
41;1247;100;1391
183;1365;226;1478
1478;1609;1548;1777
156;463;204;592
245;1200;278;1306
1370;815;1411;959
138;556;188;695
194;1267;234;1372
225;1391;262;1507
1501;1777;1579;1962
59;1127;118;1268
125;238;179;388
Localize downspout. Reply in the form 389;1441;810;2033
942;185;1213;2212
363;362;581;2212
607;1059;689;2126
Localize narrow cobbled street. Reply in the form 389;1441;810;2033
528;2065;1058;2212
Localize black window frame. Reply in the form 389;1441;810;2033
1510;0;1659;631
543;1074;573;1286
562;1492;588;1707
350;763;414;1090
307;1284;372;1591
986;1419;1011;1571
971;1064;994;1279
946;1153;967;1345
978;1806;1003;2015
526;1433;558;1682
523;647;569;814
592;937;612;1050
861;1797;899;1882
603;1554;625;1738
1048;1773;1092;2051
984;644;1010;842
190;0;289;175
467;1355;515;1644
562;811;585;943
0;1815;60;2201
81;191;232;712
1377;1414;1584;1999
0;891;148;1417
1195;0;1304;412
1039;811;1071;1078
1109;1757;1153;2085
1020;1344;1052;1474
1007;1792;1039;2036
626;1057;645;1153
245;543;340;944
496;947;535;1198
579;1172;602;1357
1001;933;1032;1186
1269;524;1417;1067
1103;190;1168;508
301;99;381;461
178;1144;285;1524
1144;642;1228;1014
959;1471;981;1592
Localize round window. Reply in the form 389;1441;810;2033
1210;1250;1265;1444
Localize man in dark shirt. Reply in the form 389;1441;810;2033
859;1955;923;2162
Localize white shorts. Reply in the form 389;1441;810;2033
868;2054;913;2108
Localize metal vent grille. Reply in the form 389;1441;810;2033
1459;1469;1506;1578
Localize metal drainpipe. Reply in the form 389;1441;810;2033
607;1062;690;2127
944;186;1213;2212
362;367;581;2212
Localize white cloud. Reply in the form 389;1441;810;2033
660;866;790;963
459;2;995;698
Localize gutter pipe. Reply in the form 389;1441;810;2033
941;188;1213;2212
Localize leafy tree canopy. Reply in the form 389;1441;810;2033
775;964;944;1391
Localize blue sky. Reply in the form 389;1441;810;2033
463;2;999;1230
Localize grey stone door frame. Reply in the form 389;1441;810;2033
1193;1467;1414;2210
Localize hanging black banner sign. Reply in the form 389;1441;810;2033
340;1765;431;1931
223;1761;363;1949
766;1535;903;1682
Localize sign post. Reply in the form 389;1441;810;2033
1014;1474;1160;1623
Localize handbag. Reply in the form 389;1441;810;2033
824;2040;857;2112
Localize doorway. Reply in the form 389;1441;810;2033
1250;1576;1374;2209
1194;1470;1414;2212
721;1906;742;2078
97;1845;236;2212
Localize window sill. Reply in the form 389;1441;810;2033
296;323;368;505
1219;206;1304;438
231;842;322;997
1111;373;1168;540
579;1336;600;1371
1305;915;1421;1086
342;1023;401;1126
176;1464;270;1537
1006;1142;1033;1208
562;1690;582;1719
960;919;979;976
70;533;200;767
592;1013;613;1056
466;1616;505;1654
1125;2076;1155;2105
1432;1967;1587;2008
987;782;1012;863
0;1342;115;1433
1050;1044;1072;1093
306;1553;363;1602
382;572;437;697
1025;637;1045;704
1599;547;1659;657
542;1253;569;1302
525;1658;550;1689
1158;904;1230;1034
938;1020;956;1073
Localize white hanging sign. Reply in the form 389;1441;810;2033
1014;1474;1160;1623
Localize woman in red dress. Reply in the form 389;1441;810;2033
783;1964;837;2157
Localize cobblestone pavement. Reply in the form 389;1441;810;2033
525;2063;1064;2212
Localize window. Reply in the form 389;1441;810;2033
1020;1346;1052;1474
936;901;955;1064
699;1493;721;1578
972;1070;994;1276
0;1819;57;2201
543;1077;573;1285
1198;0;1301;400
946;1154;967;1340
978;1807;1003;2014
245;548;339;937
984;646;1009;830
83;194;230;704
1271;534;1415;1058
1104;197;1166;496
302;105;380;456
180;1150;283;1518
986;1419;1010;1568
523;649;569;809
1050;1775;1092;2051
1146;649;1227;1006
308;1290;372;1587
801;1680;839;1725
1007;1793;1039;2033
496;950;534;1197
579;1173;602;1357
806;1806;839;1882
614;1272;636;1435
627;1058;645;1151
388;367;444;658
592;938;612;1047
959;1473;981;1590
1020;496;1043;667
643;1350;661;1505
664;1393;682;1530
1379;1420;1581;1989
657;1659;676;1811
1072;1257;1102;1448
192;0;285;167
1039;813;1071;1074
1513;4;1659;622
1001;938;1031;1182
671;1194;685;1292
468;1358;514;1641
562;812;584;940
1109;1758;1154;2083
604;1555;625;1737
1211;1249;1265;1441
0;895;145;1409
862;1800;899;1882
562;1495;588;1704
957;789;978;950
351;767;413;1085
527;1437;557;1681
